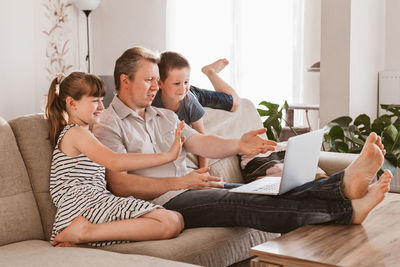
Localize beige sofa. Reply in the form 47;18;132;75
0;99;355;267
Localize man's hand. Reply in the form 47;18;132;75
179;168;224;189
238;128;277;156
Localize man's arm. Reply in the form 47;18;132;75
107;168;223;200
184;128;277;159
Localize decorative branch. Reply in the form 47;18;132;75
43;0;73;80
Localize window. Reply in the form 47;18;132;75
166;0;304;108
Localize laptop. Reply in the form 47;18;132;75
230;129;324;195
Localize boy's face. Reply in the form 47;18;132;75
158;67;190;102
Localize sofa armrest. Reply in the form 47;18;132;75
318;151;357;176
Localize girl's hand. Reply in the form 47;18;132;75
167;121;185;161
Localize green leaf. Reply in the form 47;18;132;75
331;141;349;153
354;114;371;134
384;124;398;143
257;109;270;117
331;116;352;127
329;125;345;141
258;101;280;111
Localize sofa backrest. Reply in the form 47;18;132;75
0;117;44;245
186;98;264;183
9;114;55;241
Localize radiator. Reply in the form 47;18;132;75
378;71;400;192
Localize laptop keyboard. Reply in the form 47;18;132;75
254;182;280;193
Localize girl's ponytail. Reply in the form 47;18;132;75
44;77;67;147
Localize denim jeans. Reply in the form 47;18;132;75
164;171;353;233
189;85;233;111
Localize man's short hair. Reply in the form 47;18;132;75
114;46;159;91
158;51;190;82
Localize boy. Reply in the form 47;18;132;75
152;51;240;168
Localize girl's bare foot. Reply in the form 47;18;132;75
342;132;386;199
201;58;229;75
52;216;91;246
351;169;392;224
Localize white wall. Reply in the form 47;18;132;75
0;0;82;120
91;0;167;75
349;0;385;119
385;0;400;70
0;1;38;120
302;0;321;130
320;0;385;127
320;0;351;127
0;0;166;120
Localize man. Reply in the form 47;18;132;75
93;46;392;233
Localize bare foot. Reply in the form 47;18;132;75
342;132;386;199
351;169;392;224
52;216;90;246
201;58;229;75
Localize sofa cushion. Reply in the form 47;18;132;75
186;98;265;181
0;117;44;245
100;227;279;267
8;114;55;241
0;240;197;267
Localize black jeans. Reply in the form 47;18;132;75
164;171;353;233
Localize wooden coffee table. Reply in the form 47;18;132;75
250;193;400;267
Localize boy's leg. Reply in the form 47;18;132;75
200;59;240;111
52;209;183;246
190;85;234;111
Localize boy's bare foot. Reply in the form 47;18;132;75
201;58;229;75
351;169;392;224
342;132;386;199
52;216;90;246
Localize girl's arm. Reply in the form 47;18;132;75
64;122;185;171
191;119;208;168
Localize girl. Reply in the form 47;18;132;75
45;72;185;247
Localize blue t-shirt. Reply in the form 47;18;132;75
152;90;205;124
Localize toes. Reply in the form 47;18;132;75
380;169;393;180
366;132;378;145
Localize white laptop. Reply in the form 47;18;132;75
230;129;324;195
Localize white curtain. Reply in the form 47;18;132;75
166;0;304;108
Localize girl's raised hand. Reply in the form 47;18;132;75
168;121;185;161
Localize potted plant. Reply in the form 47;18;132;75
323;104;400;180
257;100;297;142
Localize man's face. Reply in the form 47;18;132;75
123;59;160;110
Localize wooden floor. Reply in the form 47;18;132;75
251;193;400;267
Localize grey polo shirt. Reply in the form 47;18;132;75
92;96;198;205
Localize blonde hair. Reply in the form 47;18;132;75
114;46;159;91
44;72;106;147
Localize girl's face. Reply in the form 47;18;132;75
158;67;190;102
71;95;104;126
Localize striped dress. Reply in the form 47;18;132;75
49;124;160;247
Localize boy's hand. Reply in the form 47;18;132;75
238;128;277;156
167;121;185;161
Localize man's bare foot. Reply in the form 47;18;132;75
52;216;91;246
201;58;229;75
342;132;386;199
351;169;392;224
